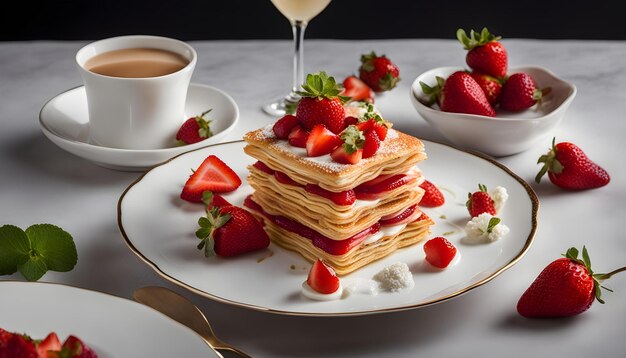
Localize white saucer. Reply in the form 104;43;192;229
39;83;239;171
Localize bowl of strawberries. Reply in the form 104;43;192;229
410;28;577;157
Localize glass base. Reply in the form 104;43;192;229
262;93;301;117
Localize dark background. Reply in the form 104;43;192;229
2;0;623;41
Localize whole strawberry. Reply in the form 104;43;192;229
420;72;496;117
457;28;508;79
500;73;548;111
358;51;400;92
517;246;626;318
196;205;270;257
466;184;496;217
536;138;610;190
296;72;348;134
469;71;502;106
176;109;214;144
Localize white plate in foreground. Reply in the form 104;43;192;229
118;140;538;316
0;281;217;357
39;83;238;171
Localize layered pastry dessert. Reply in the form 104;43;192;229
243;72;434;275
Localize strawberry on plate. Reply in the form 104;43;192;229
536;138;610;190
424;237;457;269
341;75;374;102
517;246;626;318
418;179;445;207
358;52;400;92
176;109;214;145
500;72;548;111
202;191;232;210
59;335;97;358
180;155;242;203
296;72;348;134
466;184;496;218
196;205;270;257
36;332;62;357
305;124;343;157
307;259;341;294
457;27;508;79
420;72;496;117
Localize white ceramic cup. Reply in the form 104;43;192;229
76;35;197;149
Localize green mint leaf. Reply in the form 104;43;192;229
25;224;77;272
0;225;31;275
18;256;48;282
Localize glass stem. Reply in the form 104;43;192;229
289;20;307;100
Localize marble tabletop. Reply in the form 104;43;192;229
1;39;625;357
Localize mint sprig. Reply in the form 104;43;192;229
0;224;77;281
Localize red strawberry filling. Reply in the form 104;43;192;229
379;204;422;226
253;161;418;205
244;195;427;256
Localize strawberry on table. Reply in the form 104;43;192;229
457;27;508;79
418;179;445;207
517;246;626;318
342;75;374;102
196;205;270;257
296;72;348;134
272;114;300;139
420;72;496;117
466;184;496;217
305;124;343;157
358;51;400;92
180;155;242;203
500;72;548;111
176;109;214;145
307;259;341;294
469;71;502;106
424;237;457;269
536;138;610;190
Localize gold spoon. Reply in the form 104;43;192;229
133;286;252;358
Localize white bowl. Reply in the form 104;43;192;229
410;66;576;157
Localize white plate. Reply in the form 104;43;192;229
0;281;218;357
39;83;239;171
118;140;538;316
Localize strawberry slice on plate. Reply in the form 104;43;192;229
419;180;445;207
306;124;342;157
424;237;457;269
307;259;341;294
36;332;62;357
180;155;242;203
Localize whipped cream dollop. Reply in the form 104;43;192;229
464;213;510;243
373;262;414;292
490;186;508;213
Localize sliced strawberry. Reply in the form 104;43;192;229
253;161;275;175
418;180;445;207
362;130;381;158
274;171;299;186
371;121;388;141
307;259;341;294
61;335;97;358
305;184;356;206
180;155;242;203
355;119;374;132
354;174;417;200
331;146;363;165
306;124;343;157
424;237;457;268
343;116;359;127
272;114;300;139
342;75;374;102
379;204;421;226
36;332;61;357
287;125;309;148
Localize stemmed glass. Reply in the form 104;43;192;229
263;0;332;116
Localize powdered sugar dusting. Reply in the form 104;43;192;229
260;124;275;139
